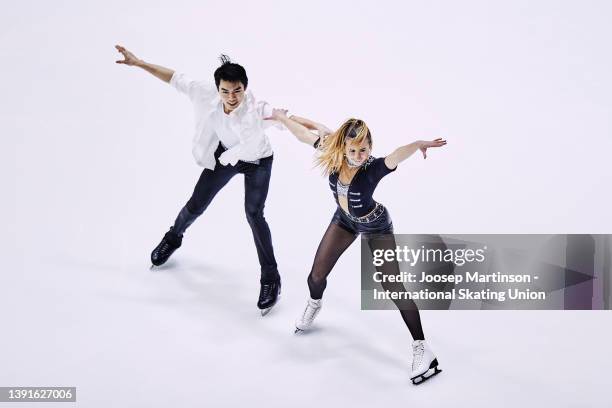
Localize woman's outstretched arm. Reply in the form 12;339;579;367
267;109;324;146
385;138;447;169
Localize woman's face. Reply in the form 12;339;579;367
345;138;371;167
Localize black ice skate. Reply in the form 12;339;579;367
150;227;183;268
257;279;281;316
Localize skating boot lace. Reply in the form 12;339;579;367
261;283;273;298
301;299;321;324
151;228;182;267
159;240;171;255
412;341;425;371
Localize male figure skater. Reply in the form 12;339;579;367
115;45;283;315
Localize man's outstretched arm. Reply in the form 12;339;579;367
115;44;174;83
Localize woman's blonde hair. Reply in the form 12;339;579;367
316;118;372;176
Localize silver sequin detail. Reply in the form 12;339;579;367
336;179;349;197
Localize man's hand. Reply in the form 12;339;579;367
115;45;141;66
114;45;174;83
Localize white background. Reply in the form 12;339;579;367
2;0;611;406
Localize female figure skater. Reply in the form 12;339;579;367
269;109;447;385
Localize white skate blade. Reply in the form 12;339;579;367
294;327;305;334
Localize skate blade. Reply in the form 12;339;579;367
294;327;304;334
150;264;155;270
411;366;442;385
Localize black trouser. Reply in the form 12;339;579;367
172;143;279;283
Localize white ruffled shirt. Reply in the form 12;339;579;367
169;71;283;169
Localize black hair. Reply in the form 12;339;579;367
213;54;248;90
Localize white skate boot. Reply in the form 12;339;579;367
294;297;322;333
410;340;442;385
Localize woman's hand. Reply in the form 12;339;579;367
418;138;447;159
314;123;333;137
385;138;447;168
266;108;289;121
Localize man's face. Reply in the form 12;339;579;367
218;80;245;113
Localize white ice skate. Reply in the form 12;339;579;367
294;297;322;333
410;340;442;385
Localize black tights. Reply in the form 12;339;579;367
307;222;425;340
